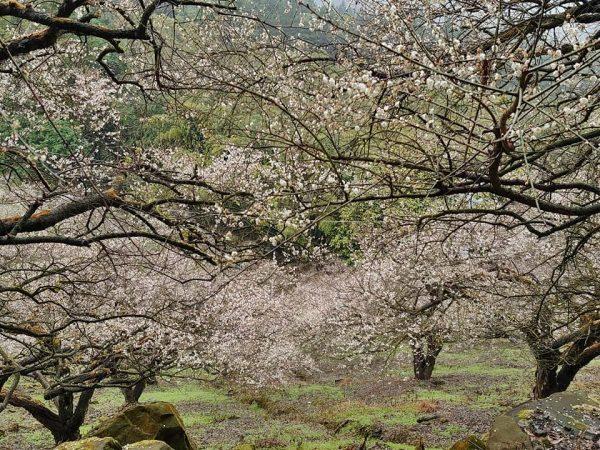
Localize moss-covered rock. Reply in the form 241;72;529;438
487;391;599;449
123;441;174;450
487;414;532;450
88;402;195;450
449;435;486;449
55;437;122;450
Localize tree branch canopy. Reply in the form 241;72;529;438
0;189;120;236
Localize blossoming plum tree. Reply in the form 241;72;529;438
216;0;600;239
0;240;202;442
0;2;598;443
312;221;599;397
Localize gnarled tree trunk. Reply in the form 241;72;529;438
121;379;146;404
0;388;94;443
410;334;443;381
532;347;561;399
528;315;600;399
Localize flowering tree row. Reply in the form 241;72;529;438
313;222;599;399
0;0;598;444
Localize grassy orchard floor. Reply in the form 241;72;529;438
1;342;598;450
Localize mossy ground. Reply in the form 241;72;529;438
0;341;598;450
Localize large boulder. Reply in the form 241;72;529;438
449;435;486;449
124;441;174;450
88;402;195;450
487;414;532;450
487;391;599;449
55;437;122;450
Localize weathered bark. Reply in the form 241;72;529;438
533;356;560;399
0;388;94;443
0;189;120;237
532;354;599;399
528;316;600;399
410;334;443;381
121;379;146;404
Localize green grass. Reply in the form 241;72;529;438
182;411;217;426
1;341;598;450
24;430;53;447
140;383;230;404
439;423;469;437
292;439;354;449
328;402;420;429
80;423;95;435
241;422;329;447
387;445;442;450
433;363;524;377
282;384;344;401
414;389;465;402
89;388;125;409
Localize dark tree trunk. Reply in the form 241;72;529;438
555;363;582;392
413;351;436;380
529;329;562;399
0;388;94;443
121;379;146;404
411;335;443;381
51;426;81;444
52;389;94;443
533;362;559;399
532;354;597;399
529;321;600;399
